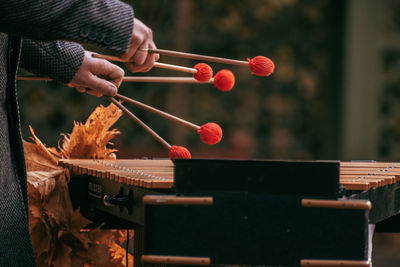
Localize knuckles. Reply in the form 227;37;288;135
147;28;153;38
117;68;125;77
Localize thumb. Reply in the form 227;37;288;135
86;74;118;97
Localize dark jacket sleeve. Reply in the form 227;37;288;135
20;40;85;83
0;0;133;54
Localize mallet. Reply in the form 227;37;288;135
143;48;275;77
115;93;223;145
17;70;235;91
92;53;213;82
108;97;191;161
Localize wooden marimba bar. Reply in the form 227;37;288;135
60;159;400;192
340;162;400;191
59;158;174;189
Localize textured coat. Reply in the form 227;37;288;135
0;1;133;265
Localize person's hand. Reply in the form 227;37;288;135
121;18;160;73
67;51;124;97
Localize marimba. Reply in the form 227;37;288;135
60;159;400;267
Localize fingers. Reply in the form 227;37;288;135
123;18;158;73
150;41;160;62
131;43;149;65
70;51;125;97
73;86;104;98
85;74;118;97
92;57;125;87
125;56;153;73
84;54;124;96
121;22;144;60
125;41;159;73
124;59;153;73
86;88;103;97
75;86;86;93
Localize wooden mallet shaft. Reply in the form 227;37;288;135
145;48;249;67
17;76;212;84
115;93;200;131
92;53;197;74
122;76;212;83
17;76;52;81
108;97;171;150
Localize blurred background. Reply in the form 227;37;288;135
19;0;400;162
18;0;400;162
16;0;400;266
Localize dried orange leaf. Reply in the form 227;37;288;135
25;103;129;267
27;170;61;197
109;242;134;267
27;125;58;165
76;244;116;267
58;103;122;159
52;241;72;267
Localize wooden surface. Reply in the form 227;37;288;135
59;159;174;189
301;199;372;210
141;255;211;266
340;162;400;190
60;159;400;191
301;259;370;266
142;195;213;205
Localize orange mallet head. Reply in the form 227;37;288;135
169;145;192;161
198;122;223;145
213;69;235;92
193;63;213;82
247;56;275;76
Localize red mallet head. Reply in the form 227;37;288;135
213;69;235;92
247;56;275;76
169;145;192;162
193;63;213;82
198;122;223;145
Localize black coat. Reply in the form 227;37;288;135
0;1;133;265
